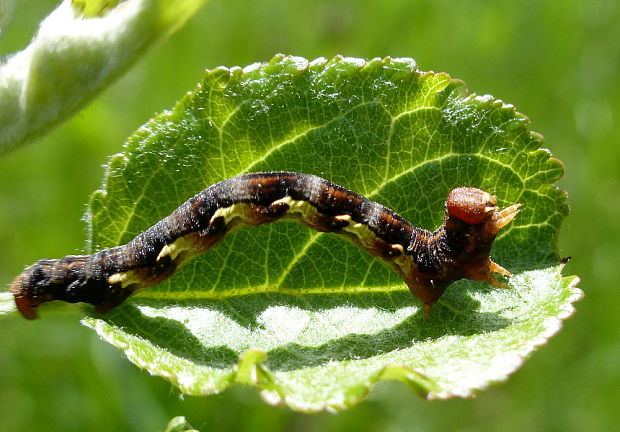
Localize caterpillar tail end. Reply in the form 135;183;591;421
9;273;40;320
13;295;39;320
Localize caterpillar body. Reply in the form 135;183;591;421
9;171;521;320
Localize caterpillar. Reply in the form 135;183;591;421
9;171;521;320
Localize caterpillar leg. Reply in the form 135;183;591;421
488;203;522;234
464;257;512;290
423;303;433;321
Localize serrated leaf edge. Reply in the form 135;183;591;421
79;55;582;411
82;272;582;411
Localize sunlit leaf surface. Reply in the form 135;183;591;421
80;55;581;411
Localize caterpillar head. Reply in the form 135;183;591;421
446;187;497;225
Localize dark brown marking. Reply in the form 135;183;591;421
9;172;521;320
207;215;226;235
327;216;350;230
268;201;291;218
151;255;174;277
383;245;403;258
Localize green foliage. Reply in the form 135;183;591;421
72;0;121;17
165;416;198;432
3;0;614;430
0;0;208;154
77;55;580;411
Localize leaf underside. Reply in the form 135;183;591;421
81;55;582;412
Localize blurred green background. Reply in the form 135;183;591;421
0;0;617;430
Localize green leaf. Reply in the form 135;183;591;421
0;0;208;154
164;416;197;432
80;55;582;411
72;0;122;17
0;0;16;36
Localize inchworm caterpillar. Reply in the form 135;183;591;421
9;172;520;320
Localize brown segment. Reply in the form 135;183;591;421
9;172;520;320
